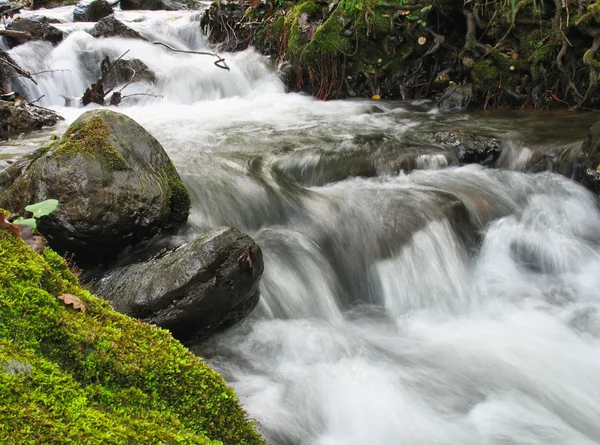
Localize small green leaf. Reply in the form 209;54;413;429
13;217;37;230
25;199;59;218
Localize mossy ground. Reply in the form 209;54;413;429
0;218;264;445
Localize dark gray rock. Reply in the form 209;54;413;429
434;131;501;166
437;83;474;111
73;0;113;22
0;101;63;141
90;15;146;40
101;57;156;89
87;227;264;340
0;109;190;263
5;18;63;48
578;120;600;196
120;0;182;11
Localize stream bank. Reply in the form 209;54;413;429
202;0;600;109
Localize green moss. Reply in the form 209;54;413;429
0;222;264;445
164;161;191;224
51;117;128;171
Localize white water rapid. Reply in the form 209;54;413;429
3;7;600;444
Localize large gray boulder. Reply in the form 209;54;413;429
73;0;113;22
0;109;190;262
0;101;63;141
87;227;264;340
578;120;600;196
90;15;146;40
5;18;63;48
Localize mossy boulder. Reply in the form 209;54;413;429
578;119;600;195
0;109;190;263
0;219;265;444
88;227;264;341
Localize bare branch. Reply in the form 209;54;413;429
153;41;230;71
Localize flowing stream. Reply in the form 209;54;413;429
3;7;600;444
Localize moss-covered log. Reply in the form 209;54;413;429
0;220;265;445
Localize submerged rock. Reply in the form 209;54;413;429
434;131;501;166
87;227;264;341
0;109;190;262
90;14;146;40
5;18;63;48
578;120;600;196
73;0;113;22
0;101;63;141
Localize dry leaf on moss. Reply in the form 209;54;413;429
0;213;20;237
57;293;87;312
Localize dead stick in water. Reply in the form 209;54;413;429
152;41;230;71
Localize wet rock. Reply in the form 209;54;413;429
90;15;146;40
434;131;501;166
73;0;113;22
5;18;63;48
87;227;264;341
102;57;156;89
120;0;183;11
0;109;190;263
578;120;600;196
436;83;474;111
0;101;63;141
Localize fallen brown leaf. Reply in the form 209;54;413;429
0;213;20;237
57;293;87;312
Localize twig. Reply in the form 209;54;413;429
121;92;163;99
104;49;130;79
153;41;230;71
5;68;71;79
118;67;136;92
29;94;44;105
0;57;37;85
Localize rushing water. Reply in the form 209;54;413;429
3;7;600;444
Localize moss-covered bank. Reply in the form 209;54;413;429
0;218;264;445
203;0;600;109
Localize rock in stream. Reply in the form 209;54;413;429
87;227;264;341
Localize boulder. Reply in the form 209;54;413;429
0;101;63;141
87;227;264;340
5;18;63;48
0;109;190;262
91;15;146;40
101;57;156;89
73;0;113;22
434;131;501;166
578;120;600;195
436;83;474;111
